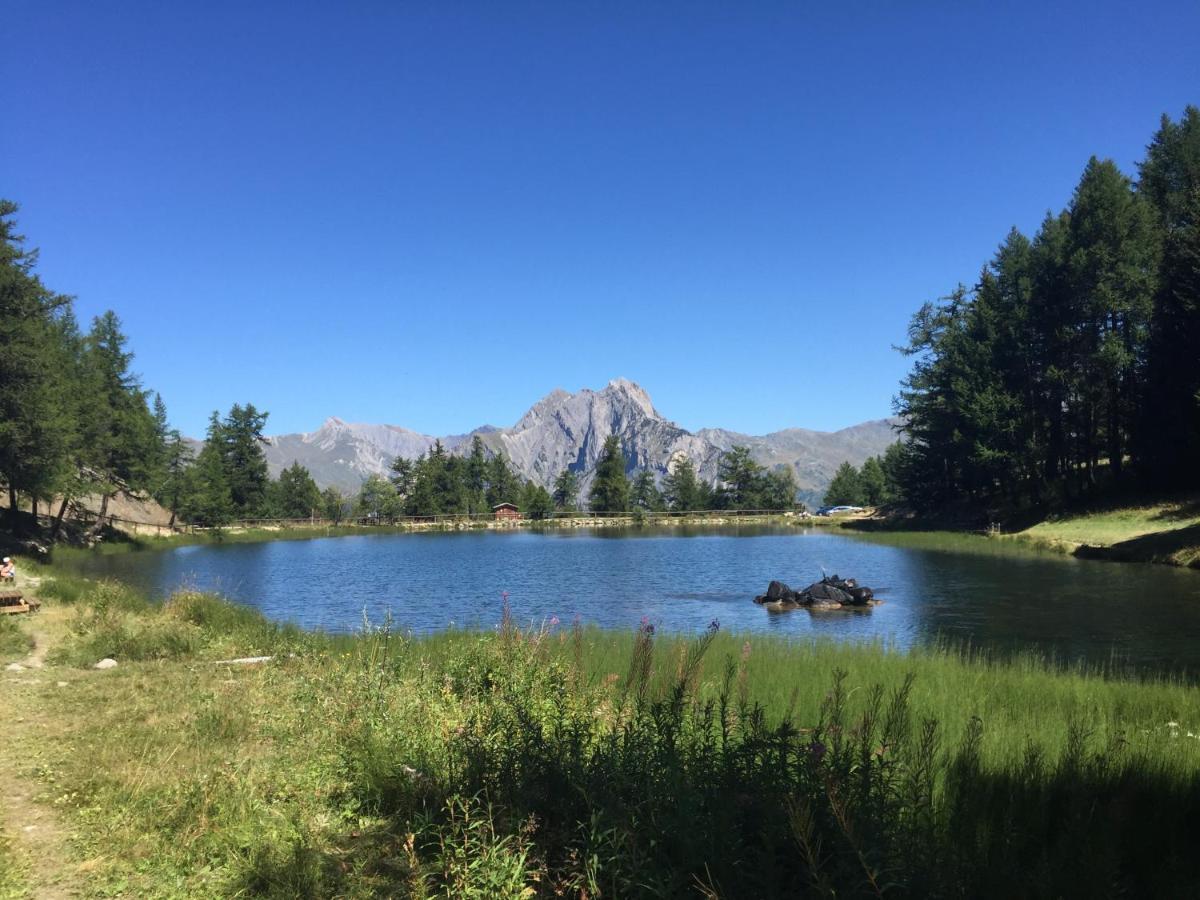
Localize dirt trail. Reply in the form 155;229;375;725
1;606;87;899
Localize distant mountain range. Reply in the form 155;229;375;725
259;379;899;510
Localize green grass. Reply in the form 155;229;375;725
0;616;33;663
1012;495;1200;566
18;573;1200;897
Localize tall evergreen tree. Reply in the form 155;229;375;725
81;311;158;494
716;445;765;509
485;453;521;508
1065;158;1160;482
761;467;799;510
520;481;555;520
588;435;629;512
824;462;865;506
662;457;705;511
221;404;271;515
180;413;234;526
631;470;663;511
553;468;580;511
1139;106;1200;485
0;200;76;522
272;462;322;518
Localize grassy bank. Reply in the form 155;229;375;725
850;493;1200;569
2;571;1200;898
1007;495;1200;567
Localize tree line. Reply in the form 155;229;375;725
822;446;904;508
350;434;801;520
890;106;1200;512
3;198;809;530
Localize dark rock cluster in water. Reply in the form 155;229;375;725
754;575;879;610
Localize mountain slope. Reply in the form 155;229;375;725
261;379;899;505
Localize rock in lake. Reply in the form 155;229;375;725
755;574;879;610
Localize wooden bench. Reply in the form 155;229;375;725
0;590;39;615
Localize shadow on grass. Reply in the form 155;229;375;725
1076;522;1200;567
1150;496;1200;523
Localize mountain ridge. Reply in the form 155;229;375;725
260;379;899;509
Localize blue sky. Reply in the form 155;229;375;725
4;1;1198;438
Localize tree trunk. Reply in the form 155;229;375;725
50;497;71;542
86;491;112;538
1108;380;1123;482
7;484;17;525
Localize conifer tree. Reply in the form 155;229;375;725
631;470;663;511
716;446;765;510
662;457;704;511
221;404;271;515
588;435;629;512
273;462;322;518
552;469;580;511
824;462;864;506
181;413;234;526
0;200;76;523
1139;106;1200;485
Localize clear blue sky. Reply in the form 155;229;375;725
4;1;1197;438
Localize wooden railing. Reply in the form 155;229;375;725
205;508;810;530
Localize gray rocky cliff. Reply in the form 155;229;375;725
260;379;899;508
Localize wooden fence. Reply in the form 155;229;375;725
204;508;811;531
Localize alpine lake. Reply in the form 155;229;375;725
64;525;1200;677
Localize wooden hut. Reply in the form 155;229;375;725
492;502;522;521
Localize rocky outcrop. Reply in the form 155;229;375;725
754;575;879;610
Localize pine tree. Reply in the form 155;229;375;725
180;413;234;526
520;481;555;519
631;470;662;511
662;457;704;511
1065;158;1160;483
588;435;629;512
761;467;798;510
0;200;76;524
221;404;271;515
716;446;765;510
273;462;322;518
465;436;490;513
1139;106;1200;486
81;311;158;495
824;462;865;506
553;469;580;511
485;453;521;509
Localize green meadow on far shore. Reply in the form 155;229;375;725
2;563;1200;897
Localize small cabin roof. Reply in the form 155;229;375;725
492;502;519;511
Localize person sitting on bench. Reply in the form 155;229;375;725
0;558;14;584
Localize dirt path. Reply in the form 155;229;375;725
0;608;86;899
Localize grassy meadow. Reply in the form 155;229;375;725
2;567;1200;898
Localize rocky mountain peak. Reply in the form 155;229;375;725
259;380;900;509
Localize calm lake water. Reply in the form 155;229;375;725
68;527;1200;674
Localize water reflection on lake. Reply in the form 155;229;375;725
65;527;1200;674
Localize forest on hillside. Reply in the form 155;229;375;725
886;106;1199;513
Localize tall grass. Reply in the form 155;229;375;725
0;615;33;661
29;580;1200;897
